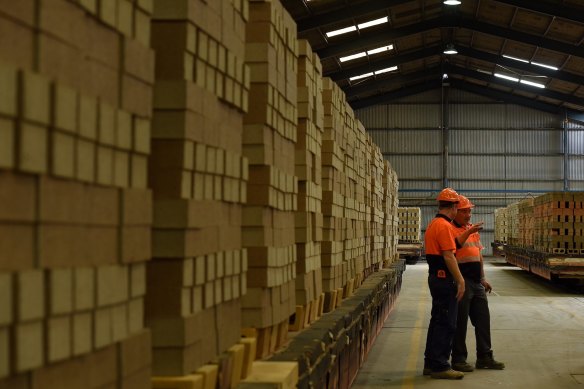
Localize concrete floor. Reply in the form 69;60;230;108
352;258;584;388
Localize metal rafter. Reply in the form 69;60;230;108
493;0;584;25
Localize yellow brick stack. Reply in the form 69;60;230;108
507;201;520;246
149;0;249;376
518;198;534;248
321;78;347;298
368;138;386;268
533;193;577;254
0;0;153;386
397;207;422;242
241;0;298;348
382;161;400;265
294;40;323;308
494;207;508;243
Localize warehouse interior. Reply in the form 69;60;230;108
1;0;584;388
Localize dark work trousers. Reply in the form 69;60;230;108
424;274;458;372
451;279;492;363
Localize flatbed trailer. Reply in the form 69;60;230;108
491;241;506;257
397;241;423;264
503;245;584;281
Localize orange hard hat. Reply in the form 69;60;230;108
457;195;475;209
436;187;459;202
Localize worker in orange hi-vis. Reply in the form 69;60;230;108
422;188;482;380
450;195;505;372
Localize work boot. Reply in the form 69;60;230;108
452;361;474;372
476;356;505;370
431;369;464;380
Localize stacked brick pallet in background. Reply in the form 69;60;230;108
321;77;348;305
494;207;508;243
397;207;422;242
518;198;534;248
368;139;386;269
507;201;520;246
149;0;249;376
382;161;400;265
534;193;579;254
293;39;323;328
242;0;299;355
0;1;153;387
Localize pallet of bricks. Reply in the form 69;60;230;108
321;77;348;313
368;139;386;272
397;207;421;243
148;0;253;387
517;198;534;249
241;0;299;359
507;201;520;247
382;161;400;267
290;39;324;331
494;208;508;244
342;111;369;297
0;1;153;387
534;193;581;255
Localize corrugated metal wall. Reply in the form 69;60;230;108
358;87;584;255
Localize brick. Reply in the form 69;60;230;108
120;226;151;263
0;16;34;69
112;303;129;342
50;130;76;178
0;172;36;222
0;327;8;378
151;374;204;389
133;117;151;154
121;188;152;226
48;267;73;315
38;176;84;224
79;0;97;13
94;307;113;349
0;273;11;326
30;350;86;389
18;122;48;173
76;139;96;183
74;267;95;311
38;0;85;47
38;225;84;268
22;70;51;125
117;110;133;150
123;35;155;84
16;269;45;321
0;0;35;26
46;315;72;363
119;329;151;377
98;0;117;27
128;298;144;334
52;83;78;133
97;146;115;185
130;153;148;189
0;61;17;116
120;367;152;389
134;8;151;47
121;74;152;117
86;226;118;265
72;312;92;356
0;223;35;271
15;321;44;372
117;0;134;36
97;265;128;307
79;94;98;140
99;101;117;146
114;150;130;187
130;263;146;298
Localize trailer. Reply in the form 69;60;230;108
503;245;584;282
397;241;423;265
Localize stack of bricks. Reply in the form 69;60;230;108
321;77;348;299
342;111;368;283
148;0;249;376
518;198;534;248
533;193;578;254
397;207;422;242
494;207;508;243
0;0;153;387
368;138;386;269
507;201;520;246
241;0;299;349
382;161;400;265
294;40;323;309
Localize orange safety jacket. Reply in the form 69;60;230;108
424;214;457;277
452;221;483;282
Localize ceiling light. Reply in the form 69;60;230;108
358;17;389;30
326;25;357;38
374;66;398;75
520;79;545;88
367;45;394;55
531;61;558;71
339;52;367;62
350;72;374;81
503;54;529;63
442;73;449;79
443;43;457;55
444;0;461;5
494;73;519;82
476;69;493;75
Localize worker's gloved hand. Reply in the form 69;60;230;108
481;279;492;293
468;222;484;234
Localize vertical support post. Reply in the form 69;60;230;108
563;110;569;191
441;81;450;188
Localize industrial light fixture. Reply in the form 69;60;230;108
502;55;559;71
326;16;389;38
443;0;461;5
443;43;457;55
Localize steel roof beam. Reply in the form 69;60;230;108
350;80;443;109
344;66;442;98
493;0;584;25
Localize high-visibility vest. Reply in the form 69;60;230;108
452;223;483;263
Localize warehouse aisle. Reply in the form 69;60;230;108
352;259;584;388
